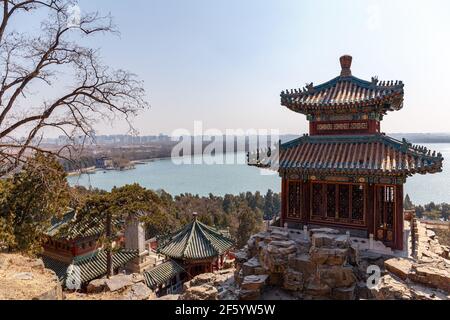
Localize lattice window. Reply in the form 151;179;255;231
338;185;350;219
376;185;396;243
351;186;364;221
326;184;336;218
384;186;395;203
287;181;302;218
385;186;395;227
311;183;323;218
310;182;365;224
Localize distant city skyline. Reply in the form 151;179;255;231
41;132;450;146
14;0;450;136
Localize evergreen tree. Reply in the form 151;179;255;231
404;194;414;210
441;203;449;221
223;194;235;214
76;184;177;277
273;193;281;217
264;189;274;219
0;153;70;253
230;204;264;248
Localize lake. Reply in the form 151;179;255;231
68;143;450;205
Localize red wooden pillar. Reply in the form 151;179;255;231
309;122;317;135
71;241;77;256
367;184;375;237
281;177;287;227
395;184;404;250
303;181;310;223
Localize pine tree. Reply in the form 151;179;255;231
404;194;414;210
264;190;274;219
0;153;70;253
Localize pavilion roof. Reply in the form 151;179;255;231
278;134;443;176
42;249;138;286
143;260;184;289
46;210;122;241
281;55;404;114
157;219;234;260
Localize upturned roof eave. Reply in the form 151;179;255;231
278;166;443;177
281;95;404;114
280;73;405;114
277;133;444;176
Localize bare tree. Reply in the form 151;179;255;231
0;0;149;176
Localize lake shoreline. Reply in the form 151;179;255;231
67;144;450;205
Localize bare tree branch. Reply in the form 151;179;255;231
0;0;149;176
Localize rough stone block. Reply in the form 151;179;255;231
332;285;355;300
411;265;450;293
267;273;283;286
319;266;356;288
241;275;268;291
234;249;249;263
105;274;134;292
180;284;218;300
384;258;413;281
283;269;304;291
312;233;336;248
310;247;348;266
305;280;331;297
288;254;316;277
242;257;261;276
87;278;107;293
370;275;412;300
122;282;155;300
270;229;289;240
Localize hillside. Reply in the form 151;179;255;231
0;254;63;300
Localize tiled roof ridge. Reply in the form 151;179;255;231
198;221;235;248
280;57;405;112
278;133;443;175
47;210;124;241
157;220;234;260
143;260;185;288
159;222;189;242
180;221;197;259
195;221;220;255
281;75;404;99
73;248;138;265
42;249;138;285
281;134;443;160
196;220;229;239
380;134;444;160
280;134;384;150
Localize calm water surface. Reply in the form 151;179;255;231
68;143;450;205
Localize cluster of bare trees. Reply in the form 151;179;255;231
0;0;148;176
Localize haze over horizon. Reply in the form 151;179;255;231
14;0;450;137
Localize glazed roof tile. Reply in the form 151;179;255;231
158;220;234;260
278;134;443;176
42;249;138;286
281;56;404;114
143;260;184;289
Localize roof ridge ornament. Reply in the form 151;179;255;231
340;55;352;77
306;82;314;93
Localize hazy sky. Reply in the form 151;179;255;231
20;0;450;135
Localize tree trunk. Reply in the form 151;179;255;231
106;212;113;278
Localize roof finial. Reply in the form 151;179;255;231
340;55;352;77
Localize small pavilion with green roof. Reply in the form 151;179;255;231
157;214;234;278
